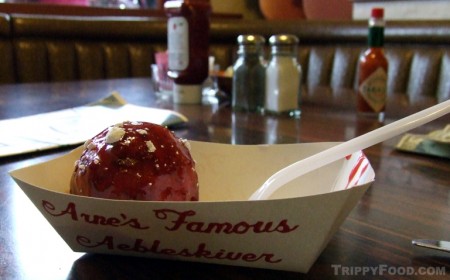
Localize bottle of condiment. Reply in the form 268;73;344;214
357;7;388;122
264;34;301;118
232;34;266;112
164;0;211;104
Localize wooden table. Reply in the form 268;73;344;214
0;78;449;279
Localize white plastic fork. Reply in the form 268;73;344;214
249;100;450;200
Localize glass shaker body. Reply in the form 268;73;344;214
232;35;266;112
264;34;301;117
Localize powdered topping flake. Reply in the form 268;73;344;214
105;126;126;144
137;129;148;135
83;139;96;150
146;140;156;153
180;138;191;151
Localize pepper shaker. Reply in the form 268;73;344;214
232;34;266;112
264;34;301;117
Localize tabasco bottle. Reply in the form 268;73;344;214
357;8;388;122
164;0;211;104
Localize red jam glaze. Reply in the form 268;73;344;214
70;121;198;201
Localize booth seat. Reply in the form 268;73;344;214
0;13;449;109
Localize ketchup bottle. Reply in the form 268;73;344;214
357;8;388;122
164;0;211;104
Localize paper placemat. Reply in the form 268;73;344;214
395;124;450;159
0;92;188;158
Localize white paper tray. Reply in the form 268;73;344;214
10;141;374;272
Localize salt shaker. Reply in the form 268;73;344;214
232;34;266;112
265;34;301;117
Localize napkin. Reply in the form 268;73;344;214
395;124;450;159
0;92;188;158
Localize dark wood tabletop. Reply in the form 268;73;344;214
0;78;449;279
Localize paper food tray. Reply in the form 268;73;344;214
10;141;374;273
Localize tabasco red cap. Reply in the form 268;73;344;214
371;8;384;18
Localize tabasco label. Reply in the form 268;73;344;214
358;67;387;113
